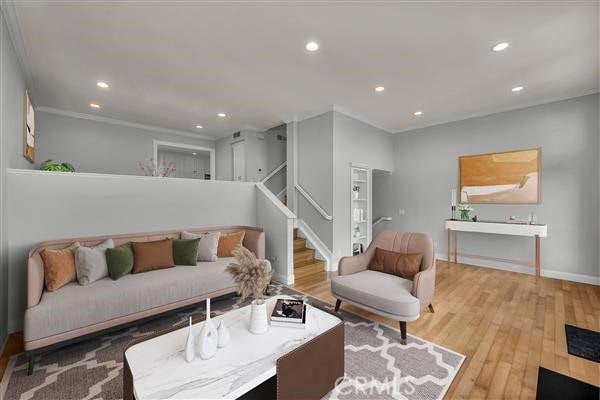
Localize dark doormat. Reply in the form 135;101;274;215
565;324;600;363
536;367;599;400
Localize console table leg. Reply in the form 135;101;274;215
535;235;540;279
454;231;458;264
447;229;451;265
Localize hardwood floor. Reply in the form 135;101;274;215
1;260;598;399
293;260;600;399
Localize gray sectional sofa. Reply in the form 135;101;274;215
24;226;267;373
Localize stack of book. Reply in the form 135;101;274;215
270;298;307;329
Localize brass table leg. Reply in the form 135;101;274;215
447;228;451;266
454;231;458;264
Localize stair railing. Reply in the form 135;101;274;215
294;184;333;221
260;161;287;184
373;216;392;226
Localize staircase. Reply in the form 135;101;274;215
293;228;326;283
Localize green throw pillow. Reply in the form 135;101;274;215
106;243;134;280
173;239;200;265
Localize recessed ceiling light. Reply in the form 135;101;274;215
491;42;510;52
217;113;226;117
89;103;101;109
374;86;385;92
305;41;319;52
195;124;203;129
413;111;423;116
511;86;524;92
96;81;109;89
192;152;197;156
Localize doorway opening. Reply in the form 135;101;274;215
153;140;215;180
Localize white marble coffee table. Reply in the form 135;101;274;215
124;295;342;399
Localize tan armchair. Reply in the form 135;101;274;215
331;231;436;344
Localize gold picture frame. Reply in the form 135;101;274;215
459;147;541;204
23;90;35;163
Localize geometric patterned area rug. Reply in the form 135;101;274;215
0;283;464;400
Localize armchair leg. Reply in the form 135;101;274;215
334;299;342;313
399;321;407;345
428;304;435;313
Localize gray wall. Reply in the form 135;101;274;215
215;129;266;182
374;94;599;282
0;8;34;347
35;111;214;176
296;112;334;248
332;111;393;263
263;124;287;196
6;170;258;331
157;150;210;179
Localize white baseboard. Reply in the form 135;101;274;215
435;252;600;285
272;271;294;286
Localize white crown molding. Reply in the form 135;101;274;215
395;91;600;135
332;105;392;133
1;0;38;104
283;104;392;134
36;106;217;141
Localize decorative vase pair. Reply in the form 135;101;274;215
185;298;231;363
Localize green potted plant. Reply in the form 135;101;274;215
40;160;75;172
457;203;474;220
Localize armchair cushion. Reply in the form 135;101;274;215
369;248;422;280
331;270;420;320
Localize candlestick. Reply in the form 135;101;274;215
451;189;457;207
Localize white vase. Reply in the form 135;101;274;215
353;191;359;199
197;298;218;360
217;320;230;348
184;316;195;363
249;299;269;334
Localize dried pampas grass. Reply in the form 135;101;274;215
226;246;272;301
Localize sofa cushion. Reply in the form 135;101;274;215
181;231;220;262
331;270;420;319
132;239;175;273
24;258;238;342
173;239;200;265
40;242;80;292
75;239;114;285
106;243;134;280
217;231;245;257
369;248;422;280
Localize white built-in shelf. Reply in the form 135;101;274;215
353;198;367;201
351;165;371;255
353;235;367;241
353;179;367;183
353;220;367;223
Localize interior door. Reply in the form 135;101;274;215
232;141;246;181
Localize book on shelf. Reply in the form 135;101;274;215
271;299;305;323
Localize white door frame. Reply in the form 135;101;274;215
153;140;215;180
231;139;246;181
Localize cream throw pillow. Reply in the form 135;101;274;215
75;239;114;285
181;231;220;262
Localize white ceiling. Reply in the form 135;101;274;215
10;1;599;139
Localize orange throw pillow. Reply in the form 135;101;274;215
369;248;423;280
217;231;245;257
131;239;175;273
41;242;80;291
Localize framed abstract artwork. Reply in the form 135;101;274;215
459;148;541;204
23;90;35;163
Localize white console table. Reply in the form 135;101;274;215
444;220;548;278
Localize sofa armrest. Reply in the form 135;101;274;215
412;261;436;312
338;254;369;276
28;253;45;308
243;229;265;260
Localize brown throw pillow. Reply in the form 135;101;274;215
369;248;423;280
131;239;175;273
217;231;246;257
40;242;80;291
